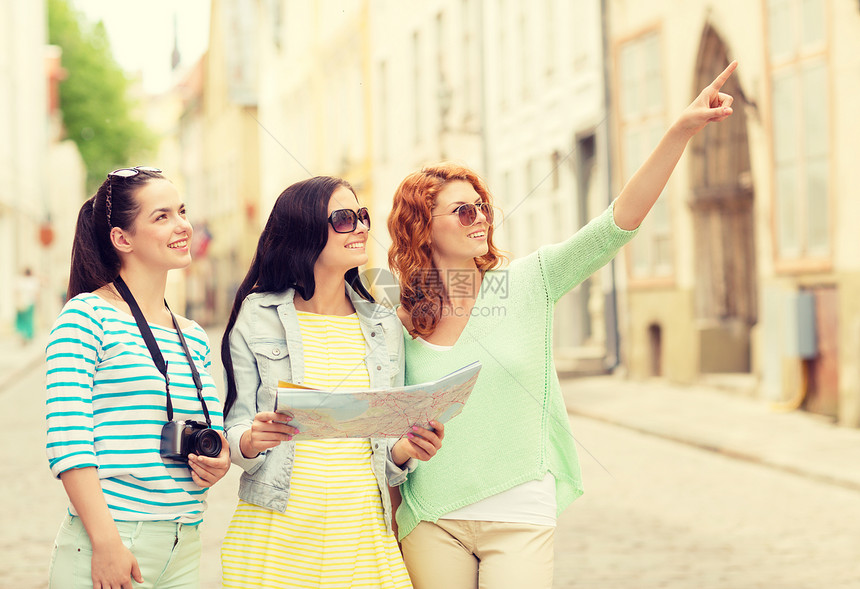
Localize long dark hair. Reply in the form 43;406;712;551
67;168;166;299
221;176;374;417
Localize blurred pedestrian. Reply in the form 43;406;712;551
45;166;231;589
219;176;443;588
386;62;739;589
14;267;39;343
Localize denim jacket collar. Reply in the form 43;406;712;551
254;285;393;325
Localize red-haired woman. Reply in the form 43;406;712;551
387;63;738;588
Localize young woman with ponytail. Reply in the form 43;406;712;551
45;167;230;589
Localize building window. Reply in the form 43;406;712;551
769;0;829;260
618;31;672;278
412;31;422;146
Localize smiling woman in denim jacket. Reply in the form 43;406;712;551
219;176;444;588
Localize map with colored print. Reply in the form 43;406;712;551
275;361;481;439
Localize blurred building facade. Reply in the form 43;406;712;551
1;1;49;334
45;45;87;315
143;71;192;312
199;0;263;321
608;0;860;426
480;0;618;373
249;0;623;371
369;0;486;265
175;56;214;324
179;0;860;425
1;0;86;337
256;1;374;235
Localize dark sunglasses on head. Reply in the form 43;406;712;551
104;167;163;227
431;201;495;227
328;207;371;233
108;166;162;179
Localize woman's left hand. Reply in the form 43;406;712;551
674;60;737;138
188;431;231;488
391;420;445;465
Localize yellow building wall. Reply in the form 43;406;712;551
625;289;698;384
834;273;860;427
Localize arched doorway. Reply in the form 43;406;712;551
689;26;757;373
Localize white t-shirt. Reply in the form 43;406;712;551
416;336;558;527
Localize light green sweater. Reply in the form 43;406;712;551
397;203;638;539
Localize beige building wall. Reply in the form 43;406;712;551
44;45;87;319
482;0;616;372
609;0;860;426
827;1;860;426
0;0;48;334
176;57;212;324
608;1;770;387
202;0;262;320
254;1;376;270
184;1;860;426
369;0;486;276
45;137;86;314
145;89;190;311
368;1;625;370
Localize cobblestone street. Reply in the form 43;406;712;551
3;356;859;588
554;417;860;588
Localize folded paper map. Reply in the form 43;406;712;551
275;361;481;439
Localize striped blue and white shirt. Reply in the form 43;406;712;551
45;293;224;524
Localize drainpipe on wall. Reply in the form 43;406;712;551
600;0;622;371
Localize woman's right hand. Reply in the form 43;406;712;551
239;411;299;458
58;467;143;589
90;537;142;589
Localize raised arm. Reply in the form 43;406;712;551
613;61;738;231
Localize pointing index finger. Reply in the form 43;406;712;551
710;60;738;91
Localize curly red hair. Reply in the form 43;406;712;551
387;163;507;338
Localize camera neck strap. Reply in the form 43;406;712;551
113;276;211;426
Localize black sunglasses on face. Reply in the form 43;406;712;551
328;207;371;233
431;201;495;227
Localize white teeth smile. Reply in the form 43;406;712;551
468;232;485;238
168;240;187;249
346;243;365;249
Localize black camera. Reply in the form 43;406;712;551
160;420;222;462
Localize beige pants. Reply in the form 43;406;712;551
401;519;555;589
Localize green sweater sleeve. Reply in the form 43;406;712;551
537;201;639;303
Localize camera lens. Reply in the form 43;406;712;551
191;428;222;458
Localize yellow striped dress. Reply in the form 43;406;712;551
221;311;412;588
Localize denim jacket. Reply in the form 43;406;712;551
223;285;412;533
